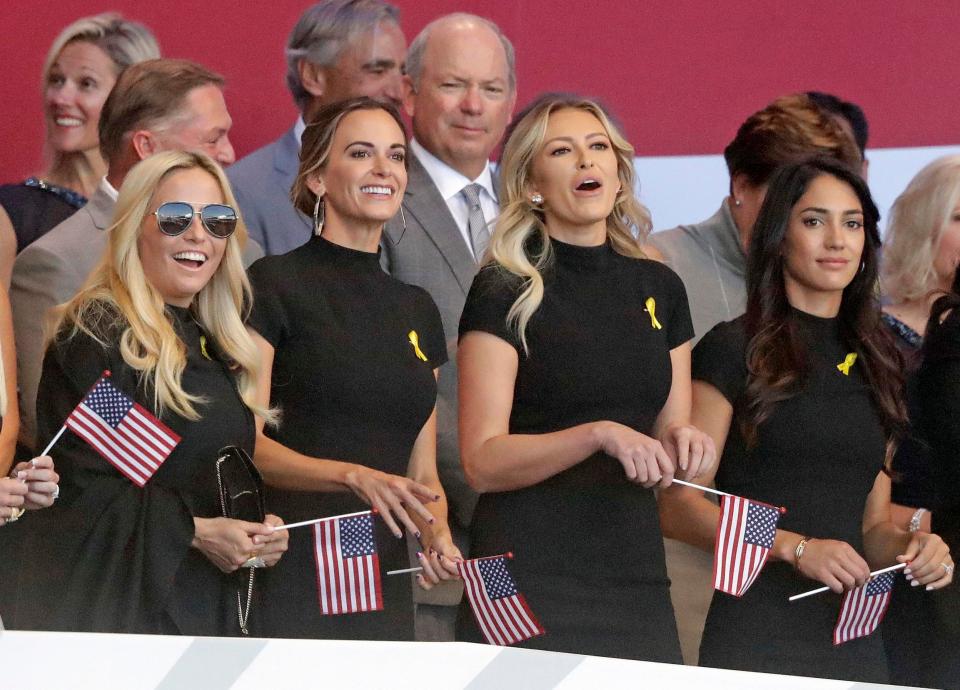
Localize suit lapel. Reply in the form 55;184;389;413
89;186;116;230
397;155;477;293
273;127;311;231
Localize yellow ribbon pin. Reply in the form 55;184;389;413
408;330;428;362
199;334;212;360
837;352;857;376
644;297;663;330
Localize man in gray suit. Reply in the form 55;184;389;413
12;58;262;450
382;13;516;640
228;0;405;256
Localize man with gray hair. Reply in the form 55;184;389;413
382;12;516;641
11;58;262;450
228;0;405;255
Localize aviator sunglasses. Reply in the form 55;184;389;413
153;201;238;239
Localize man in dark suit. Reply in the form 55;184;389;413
382;13;516;640
11;59;262;450
228;0;405;255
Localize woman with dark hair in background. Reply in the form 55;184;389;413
247;97;461;641
660;158;951;683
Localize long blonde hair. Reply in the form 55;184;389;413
53;151;270;423
882;154;960;302
489;93;652;353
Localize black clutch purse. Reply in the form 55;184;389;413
215;445;265;635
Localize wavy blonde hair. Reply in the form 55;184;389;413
52;151;270;423
489;93;652;353
882;154;960;302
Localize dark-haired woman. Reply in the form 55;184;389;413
247;97;461;641
915;269;960;686
660;158;952;683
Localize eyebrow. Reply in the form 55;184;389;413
362;58;398;70
345;141;407;150
543;132;609;146
798;206;864;215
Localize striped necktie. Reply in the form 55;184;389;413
461;183;489;262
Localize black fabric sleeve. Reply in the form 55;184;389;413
652;261;695;349
458;265;524;352
691;319;749;404
411;287;448;368
27;326;197;633
246;256;290;348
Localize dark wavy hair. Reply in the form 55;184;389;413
925;267;960;338
741;157;906;445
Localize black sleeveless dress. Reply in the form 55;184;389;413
247;235;446;640
0;177;86;251
456;239;692;662
693;310;889;683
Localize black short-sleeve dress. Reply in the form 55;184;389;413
15;304;256;635
247;234;446;640
455;239;692;662
693;311;889;683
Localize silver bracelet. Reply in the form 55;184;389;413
909;507;928;533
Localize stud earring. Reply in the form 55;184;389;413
734;198;742;208
531;193;543;205
313;196;325;235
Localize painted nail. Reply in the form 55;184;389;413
414;531;421;540
416;551;423;560
904;568;912;574
434;494;441;501
906;573;914;581
911;579;920;587
926;584;934;591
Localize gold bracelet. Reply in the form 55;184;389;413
794;537;810;566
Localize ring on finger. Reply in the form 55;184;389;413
52;485;60;501
8;506;24;522
941;562;954;575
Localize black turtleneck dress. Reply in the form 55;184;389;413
16;304;255;635
693;311;889;683
455;239;692;662
247;235;446;640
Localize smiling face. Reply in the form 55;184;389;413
406;20;514;179
137;167;228;307
45;40;117;155
309;108;407;229
528;108;621;244
782;173;866;312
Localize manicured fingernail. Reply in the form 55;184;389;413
416;551;423;559
428;517;435;524
906;573;913;581
414;531;421;540
904;568;912;574
395;531;403;539
926;584;934;591
911;579;920;587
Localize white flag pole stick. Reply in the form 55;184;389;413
271;509;374;532
670;478;729;499
39;425;67;457
387;566;423;576
789;562;907;602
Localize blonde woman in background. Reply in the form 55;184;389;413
16;151;286;635
879;154;960;685
456;93;714;660
0;13;159;284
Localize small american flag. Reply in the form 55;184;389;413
458;554;544;646
313;511;382;614
714;495;781;596
64;372;181;488
833;571;896;645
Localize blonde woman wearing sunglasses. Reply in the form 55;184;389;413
14;151;287;635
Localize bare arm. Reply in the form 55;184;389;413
458;330;678;493
0;286;19;474
0;207;16;288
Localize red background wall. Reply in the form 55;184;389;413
1;1;956;180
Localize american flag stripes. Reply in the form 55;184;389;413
833;571;896;645
458;554;544;646
713;494;781;597
313;511;383;614
64;372;181;488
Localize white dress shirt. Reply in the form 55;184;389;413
410;139;499;259
101;177;119;202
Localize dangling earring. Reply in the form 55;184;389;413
313;196;325;236
387;205;408;246
531;193;543;205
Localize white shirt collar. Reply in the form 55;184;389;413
100;176;119;202
410;139;497;204
294;116;306;151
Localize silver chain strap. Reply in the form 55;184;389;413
217;454;255;636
